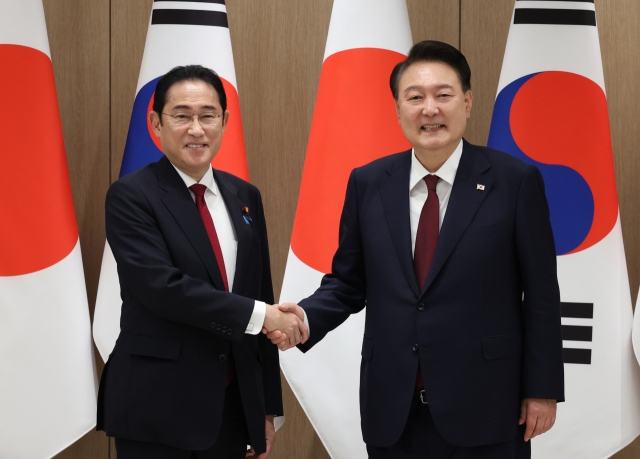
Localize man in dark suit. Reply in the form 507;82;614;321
97;65;306;459
269;41;564;458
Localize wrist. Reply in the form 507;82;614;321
263;305;278;330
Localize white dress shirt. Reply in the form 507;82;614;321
172;164;266;334
409;139;463;255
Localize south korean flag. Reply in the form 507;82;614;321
488;1;640;457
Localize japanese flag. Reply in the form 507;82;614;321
0;1;97;457
279;0;412;457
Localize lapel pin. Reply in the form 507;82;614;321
476;184;485;191
242;206;252;224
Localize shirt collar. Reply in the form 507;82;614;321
170;163;219;196
409;139;464;190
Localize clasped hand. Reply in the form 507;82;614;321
262;303;308;350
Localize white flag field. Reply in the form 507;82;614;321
0;1;97;458
278;0;412;457
487;1;640;457
93;0;249;362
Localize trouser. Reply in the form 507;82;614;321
367;390;531;459
115;376;249;459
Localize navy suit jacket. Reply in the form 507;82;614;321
298;140;564;448
97;156;282;453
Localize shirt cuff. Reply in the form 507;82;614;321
245;301;266;334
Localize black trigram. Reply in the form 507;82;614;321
152;0;228;28
514;0;596;27
561;302;593;365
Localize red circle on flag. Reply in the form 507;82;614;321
291;48;411;273
0;45;78;276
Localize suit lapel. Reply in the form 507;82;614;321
422;141;493;294
213;169;253;295
156;157;226;291
379;151;421;297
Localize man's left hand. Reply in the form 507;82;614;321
246;415;275;458
519;398;557;442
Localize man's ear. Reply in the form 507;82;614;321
149;111;162;137
465;90;473;118
221;110;230;131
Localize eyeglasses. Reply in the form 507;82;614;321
162;112;223;127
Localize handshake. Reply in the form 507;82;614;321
262;303;308;351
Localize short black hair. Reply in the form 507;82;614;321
390;40;471;100
153;65;227;123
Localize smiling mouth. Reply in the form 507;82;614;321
421;125;444;131
186;144;207;148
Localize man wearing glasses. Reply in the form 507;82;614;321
97;65;306;458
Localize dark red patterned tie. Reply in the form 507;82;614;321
190;184;233;385
414;175;440;390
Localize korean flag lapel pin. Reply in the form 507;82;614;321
242;206;252;224
476;184;485;191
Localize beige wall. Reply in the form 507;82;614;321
43;1;640;457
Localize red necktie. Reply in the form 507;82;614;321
190;184;234;385
190;184;229;292
414;175;440;289
414;175;440;390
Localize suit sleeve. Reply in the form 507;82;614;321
298;169;367;351
515;165;565;402
105;178;255;343
253;189;284;416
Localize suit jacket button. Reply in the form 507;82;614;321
417;303;425;311
413;344;419;352
210;322;216;328
219;354;226;362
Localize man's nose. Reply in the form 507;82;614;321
188;117;205;135
422;97;439;116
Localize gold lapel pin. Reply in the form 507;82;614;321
477;184;485;191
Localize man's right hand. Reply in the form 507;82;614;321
263;303;306;350
262;304;308;349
